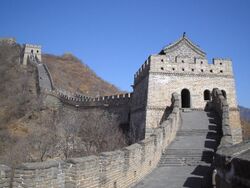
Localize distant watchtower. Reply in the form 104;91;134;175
130;34;242;143
22;44;42;65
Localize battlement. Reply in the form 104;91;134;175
0;37;16;45
134;58;150;85
24;44;41;49
44;88;132;107
133;54;233;87
148;55;233;77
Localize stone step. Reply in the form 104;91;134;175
158;157;206;167
159;155;213;166
181;108;193;112
162;149;214;155
177;129;209;136
159;148;215;167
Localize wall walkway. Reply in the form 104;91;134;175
134;110;221;188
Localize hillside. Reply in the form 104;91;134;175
0;42;126;164
239;106;250;140
239;106;250;122
42;53;121;96
0;41;38;128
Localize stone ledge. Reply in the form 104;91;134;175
67;155;98;164
17;159;64;170
150;71;234;78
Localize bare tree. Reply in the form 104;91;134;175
78;109;127;155
57;109;82;159
26;109;59;162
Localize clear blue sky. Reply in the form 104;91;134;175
1;0;250;107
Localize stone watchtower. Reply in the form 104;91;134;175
22;44;42;65
130;34;242;143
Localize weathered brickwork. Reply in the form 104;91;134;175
210;89;247;188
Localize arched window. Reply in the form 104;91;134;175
181;89;191;108
204;90;211;101
222;90;227;99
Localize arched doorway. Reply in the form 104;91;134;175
181;89;191;108
204;90;211;101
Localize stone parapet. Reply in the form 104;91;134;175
44;88;132;108
149;55;233;77
134;59;150;85
212;88;245;188
211;88;242;146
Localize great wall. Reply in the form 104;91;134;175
0;35;249;188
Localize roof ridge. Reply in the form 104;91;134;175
160;34;206;57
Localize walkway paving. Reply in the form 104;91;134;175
134;111;221;188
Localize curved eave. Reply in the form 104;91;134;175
160;36;206;57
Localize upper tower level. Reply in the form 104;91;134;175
134;34;233;85
22;44;42;65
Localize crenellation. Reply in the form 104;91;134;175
149;55;233;77
134;58;151;85
195;57;207;63
45;88;132;108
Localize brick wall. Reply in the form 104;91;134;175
212;88;247;188
211;88;242;145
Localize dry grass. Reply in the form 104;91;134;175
42;53;122;96
241;119;250;141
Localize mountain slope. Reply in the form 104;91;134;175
0;44;126;163
42;53;121;96
239;106;250;122
239;106;250;140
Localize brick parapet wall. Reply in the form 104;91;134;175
211;88;247;188
0;93;181;188
42;63;55;90
211;88;233;147
211;88;242;145
43;88;132;108
134;59;150;86
149;55;233;77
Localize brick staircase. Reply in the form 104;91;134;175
134;111;221;188
158;148;213;167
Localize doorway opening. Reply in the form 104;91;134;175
181;89;191;108
204;90;211;101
